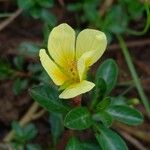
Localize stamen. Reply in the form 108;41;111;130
66;60;79;82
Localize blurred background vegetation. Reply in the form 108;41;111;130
0;0;150;150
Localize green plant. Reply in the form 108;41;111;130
17;0;56;26
1;0;148;149
30;57;143;149
11;121;42;150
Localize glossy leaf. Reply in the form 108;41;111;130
66;136;82;150
107;105;143;125
18;42;39;56
96;124;128;150
0;59;14;80
91;78;106;108
29;7;42;19
111;96;127;106
95;77;107;100
64;107;92;130
96;97;111;111
81;142;100;150
102;5;128;34
93;111;113;127
36;0;54;8
12;79;28;95
67;3;82;11
26;144;42;150
17;0;35;10
12;121;37;143
13;56;24;70
40;9;57;26
30;84;69;114
49;112;64;145
96;59;118;95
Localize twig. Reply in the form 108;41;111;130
114;123;150;142
99;0;114;16
0;8;22;32
57;0;64;6
109;38;150;51
0;143;14;150
32;109;46;120
119;131;148;150
3;102;40;142
135;60;150;76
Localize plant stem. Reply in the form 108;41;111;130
116;34;150;117
3;102;40;142
0;8;22;32
119;131;148;150
72;96;82;106
114;122;150;142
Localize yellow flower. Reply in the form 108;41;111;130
39;23;107;99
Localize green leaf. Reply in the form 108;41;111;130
30;84;69;114
128;1;144;19
11;143;24;150
49;112;64;145
24;124;38;141
119;0;144;19
66;136;82;150
91;78;106;109
18;42;39;56
26;144;42;150
29;6;42;19
17;0;35;10
96;97;111;111
12;79;28;95
93;111;113;127
36;0;54;8
94;77;107;101
96;59;118;95
107;105;143;125
0;59;14;80
12;121;24;139
81;142;100;150
103;5;128;34
13;56;24;70
27;63;42;74
83;2;99;23
12;122;37;143
95;124;128;150
40;9;57;27
111;96;127;106
64;107;92;130
67;3;82;11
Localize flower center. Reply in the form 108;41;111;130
67;60;79;82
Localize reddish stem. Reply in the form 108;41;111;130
56;130;73;150
72;95;82;106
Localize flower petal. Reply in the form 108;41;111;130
77;51;95;81
48;23;75;68
76;29;107;64
39;49;68;85
59;80;95;99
